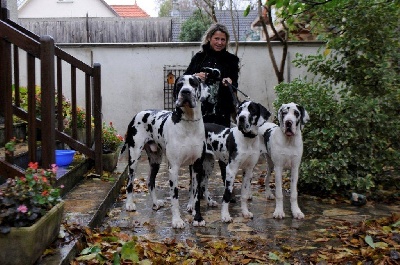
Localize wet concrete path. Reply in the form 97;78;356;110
102;152;400;249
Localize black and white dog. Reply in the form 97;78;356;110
187;101;271;222
121;75;209;228
259;102;309;219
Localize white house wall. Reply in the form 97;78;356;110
16;42;323;136
18;0;116;18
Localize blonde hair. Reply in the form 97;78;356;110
201;23;230;49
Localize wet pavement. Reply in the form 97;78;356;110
102;151;400;248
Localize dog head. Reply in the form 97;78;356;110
236;101;271;136
173;75;208;108
277;102;309;137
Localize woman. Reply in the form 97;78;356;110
184;23;240;127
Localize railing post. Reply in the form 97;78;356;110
0;30;13;151
40;35;56;168
93;63;102;175
0;1;9;21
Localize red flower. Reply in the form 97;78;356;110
28;162;39;169
41;190;49;197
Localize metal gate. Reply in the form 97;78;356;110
163;65;187;111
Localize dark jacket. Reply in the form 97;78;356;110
184;43;239;127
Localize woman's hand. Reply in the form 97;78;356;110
222;77;232;86
195;72;207;81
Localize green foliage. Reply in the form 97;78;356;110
158;0;172;17
275;80;400;194
179;9;212;42
102;122;124;153
293;0;400;97
273;0;400;195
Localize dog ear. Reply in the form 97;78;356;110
296;104;310;130
197;76;210;102
277;106;284;126
257;103;271;125
173;76;182;101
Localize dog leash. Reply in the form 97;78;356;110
222;80;256;107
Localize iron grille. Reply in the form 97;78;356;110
163;65;187;111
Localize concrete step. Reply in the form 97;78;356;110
38;154;128;265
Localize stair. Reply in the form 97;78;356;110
38;153;128;265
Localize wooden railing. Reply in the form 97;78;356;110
0;3;103;177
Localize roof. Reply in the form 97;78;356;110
111;4;149;18
172;10;259;42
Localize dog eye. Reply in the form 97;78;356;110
294;110;300;117
189;78;199;87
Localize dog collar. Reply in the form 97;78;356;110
258;121;267;127
181;117;202;122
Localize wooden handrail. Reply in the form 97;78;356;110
0;2;102;177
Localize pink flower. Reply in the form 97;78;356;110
17;205;28;213
51;164;58;174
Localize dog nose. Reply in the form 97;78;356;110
180;89;190;95
239;116;245;123
285;120;292;127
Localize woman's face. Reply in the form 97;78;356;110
209;31;227;52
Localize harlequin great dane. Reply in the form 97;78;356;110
259;102;309;219
187;101;271;222
121;75;208;228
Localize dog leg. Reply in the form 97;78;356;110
264;155;275;200
204;156;217;207
241;168;254;219
290;166;304;219
187;165;195;212
125;147;142;212
145;147;165;210
192;158;206;227
273;166;285;219
221;164;238;223
169;165;185;228
219;160;236;203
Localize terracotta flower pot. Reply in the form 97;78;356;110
0;201;65;265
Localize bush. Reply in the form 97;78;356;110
274;79;400;195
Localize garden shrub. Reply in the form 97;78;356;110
274;79;400;195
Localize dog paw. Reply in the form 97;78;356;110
221;214;233;223
273;210;285;219
193;220;206;227
207;199;218;207
242;210;254;219
292;211;305;219
186;203;194;212
265;191;275;200
152;200;165;210
172;217;185;229
125;197;136;211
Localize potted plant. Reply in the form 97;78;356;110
63;100;94;145
102;122;124;172
4;137;17;163
0;162;64;265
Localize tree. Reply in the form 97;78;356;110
179;9;212;41
157;0;172;17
